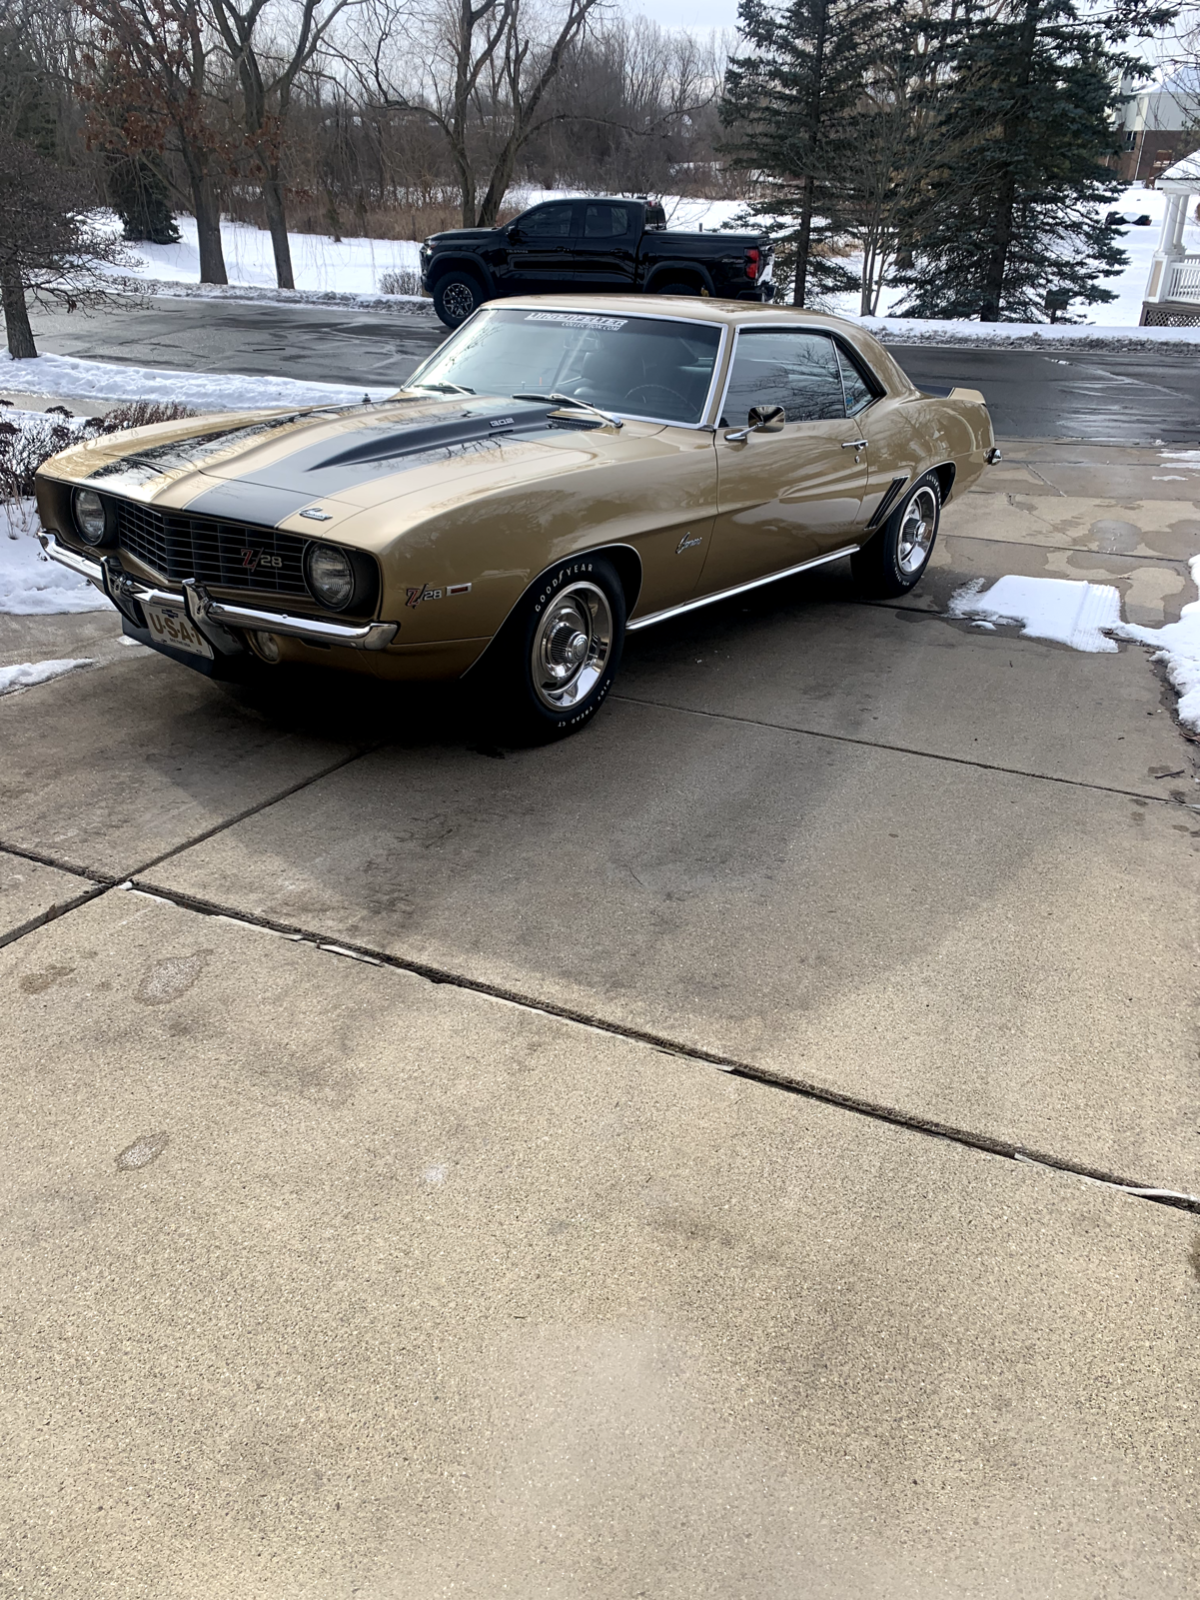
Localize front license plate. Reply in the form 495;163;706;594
143;599;213;659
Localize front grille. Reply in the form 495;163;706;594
113;500;309;597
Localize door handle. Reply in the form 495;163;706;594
842;438;868;450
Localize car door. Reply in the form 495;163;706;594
703;328;869;595
500;202;579;293
573;201;640;290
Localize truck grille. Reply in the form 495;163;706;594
114;500;309;597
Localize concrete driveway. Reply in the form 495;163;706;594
2;435;1199;1597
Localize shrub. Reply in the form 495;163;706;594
379;267;423;297
0;400;197;504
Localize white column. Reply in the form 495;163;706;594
1158;194;1183;254
1171;193;1189;251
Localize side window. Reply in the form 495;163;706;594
520;204;575;240
584;203;633;238
722;331;846;424
836;344;875;415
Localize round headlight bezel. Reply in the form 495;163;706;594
303;541;357;612
72;488;112;547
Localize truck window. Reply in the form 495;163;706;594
722;330;846;424
517;204;575;239
584;203;634;238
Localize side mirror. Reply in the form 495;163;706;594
724;403;786;443
506;224;521;242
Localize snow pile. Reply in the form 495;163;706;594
949;564;1200;734
114;276;436;317
1114;555;1200;733
1;352;395;410
849;317;1200;348
1;504;108;613
947;575;1123;652
0;658;94;695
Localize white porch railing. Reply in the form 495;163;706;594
1165;255;1200;303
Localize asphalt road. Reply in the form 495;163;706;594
23;294;1200;443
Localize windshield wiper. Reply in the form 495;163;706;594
413;381;475;395
511;392;623;430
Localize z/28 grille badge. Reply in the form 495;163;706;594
406;582;472;607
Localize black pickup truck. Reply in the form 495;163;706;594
420;196;775;328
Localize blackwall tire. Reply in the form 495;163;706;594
851;472;942;598
433;272;483;328
485;556;626;744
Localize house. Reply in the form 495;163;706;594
1140;152;1200;326
1112;72;1200;185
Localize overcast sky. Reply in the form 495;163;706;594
624;0;740;33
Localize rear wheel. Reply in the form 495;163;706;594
851;473;941;597
484;556;626;743
432;271;483;328
653;278;703;297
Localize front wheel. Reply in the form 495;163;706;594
432;271;483;329
851;472;942;597
484;557;626;743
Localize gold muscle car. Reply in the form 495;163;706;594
35;296;998;739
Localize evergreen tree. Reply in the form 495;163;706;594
105;153;181;244
897;0;1176;322
721;0;897;306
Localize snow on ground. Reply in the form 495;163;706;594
0;657;94;695
73;182;1200;337
99;214;422;296
1;500;108;614
1116;554;1200;733
948;575;1123;652
949;557;1200;735
1;352;395;410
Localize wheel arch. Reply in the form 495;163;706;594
930;461;956;505
643;261;714;296
459;542;643;680
426;254;496;297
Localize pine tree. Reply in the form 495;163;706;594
721;0;897;306
105;154;181;245
897;0;1176;322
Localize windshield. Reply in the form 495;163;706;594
407;307;722;425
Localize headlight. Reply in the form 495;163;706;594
72;488;109;546
304;542;355;610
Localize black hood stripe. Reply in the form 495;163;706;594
182;401;595;522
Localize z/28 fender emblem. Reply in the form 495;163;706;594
406;582;472;607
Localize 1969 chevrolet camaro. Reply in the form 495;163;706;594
36;296;998;739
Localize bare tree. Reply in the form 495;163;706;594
0;131;126;358
79;0;234;283
366;0;607;227
208;0;361;286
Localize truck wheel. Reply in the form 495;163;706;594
851;473;941;598
485;556;626;743
653;278;702;297
433;272;482;328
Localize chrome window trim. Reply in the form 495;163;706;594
407;304;732;434
713;323;883;433
628;545;858;631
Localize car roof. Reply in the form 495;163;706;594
496;293;847;329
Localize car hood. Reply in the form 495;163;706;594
42;395;672;547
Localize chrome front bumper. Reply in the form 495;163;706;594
38;532;399;652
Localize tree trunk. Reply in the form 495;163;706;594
1;261;36;359
190;169;228;285
793;173;815;306
262;168;295;289
477;135;523;229
979;0;1039;322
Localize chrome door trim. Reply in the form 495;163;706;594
627;545;858;632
